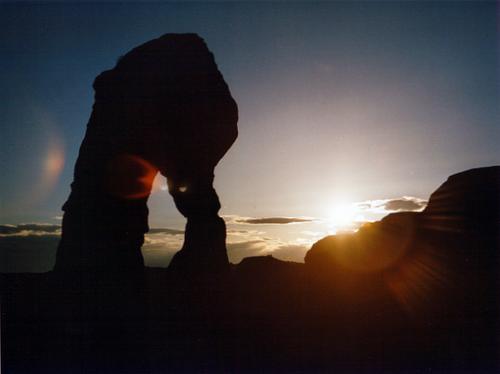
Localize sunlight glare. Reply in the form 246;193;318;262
327;201;358;229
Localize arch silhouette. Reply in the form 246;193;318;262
54;34;238;277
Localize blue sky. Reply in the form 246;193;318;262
1;2;498;268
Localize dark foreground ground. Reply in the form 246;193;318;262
2;255;498;374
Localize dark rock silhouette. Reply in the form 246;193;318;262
305;166;500;371
54;33;238;277
2;162;499;372
306;166;499;275
31;35;238;373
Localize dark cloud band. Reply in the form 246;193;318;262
0;224;61;236
383;198;426;212
355;196;427;213
236;217;313;225
148;228;184;235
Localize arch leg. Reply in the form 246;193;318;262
166;171;230;275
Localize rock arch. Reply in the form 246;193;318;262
54;34;238;277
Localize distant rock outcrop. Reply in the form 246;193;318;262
54;34;238;277
305;166;500;368
306;166;500;274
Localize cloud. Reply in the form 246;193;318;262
227;240;310;264
141;228;312;267
383;198;427;212
270;244;309;262
142;234;183;268
0;222;311;271
141;228;186;267
0;224;184;237
145;223;317;265
234;217;314;225
0;224;186;271
226;225;312;264
355;196;427;214
0;223;61;237
148;228;184;235
227;240;269;263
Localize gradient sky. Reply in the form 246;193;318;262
1;2;499;267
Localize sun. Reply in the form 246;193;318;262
327;201;359;229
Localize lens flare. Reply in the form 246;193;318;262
106;154;158;199
45;144;64;178
36;133;65;204
385;244;449;316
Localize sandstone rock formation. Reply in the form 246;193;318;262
3;167;499;372
305;166;500;369
305;166;500;277
54;33;238;277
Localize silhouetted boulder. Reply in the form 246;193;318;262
306;166;500;274
423;165;500;233
305;166;500;370
54;33;238;278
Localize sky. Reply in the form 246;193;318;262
1;2;499;270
